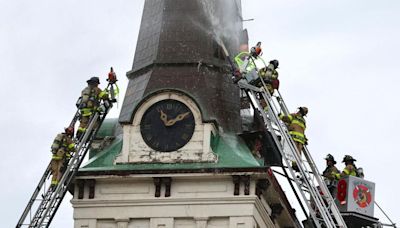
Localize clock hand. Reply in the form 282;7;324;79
166;119;176;126
176;112;190;121
160;110;168;125
166;112;190;126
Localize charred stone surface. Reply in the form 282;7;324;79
270;203;284;220
76;179;84;199
119;0;244;133
153;177;162;197
87;179;96;199
232;175;240;196
256;178;270;198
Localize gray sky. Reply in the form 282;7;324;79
1;0;399;227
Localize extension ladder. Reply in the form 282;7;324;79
16;98;113;228
216;36;347;227
236;60;347;228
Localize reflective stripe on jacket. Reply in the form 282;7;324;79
343;168;357;176
234;52;255;73
335;167;357;179
81;86;108;111
99;90;108;99
81;86;107;103
287;114;306;129
279;113;307;145
52;155;63;160
51;133;75;160
323;165;340;181
289;131;306;144
81;108;93;116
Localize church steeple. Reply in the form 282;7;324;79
119;0;244;133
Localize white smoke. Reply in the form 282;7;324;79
199;0;242;54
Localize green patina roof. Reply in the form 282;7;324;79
81;119;264;172
95;118;118;138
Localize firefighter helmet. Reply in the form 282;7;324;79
65;127;74;136
342;155;356;163
87;76;100;85
299;107;308;116
325;154;337;164
270;59;279;69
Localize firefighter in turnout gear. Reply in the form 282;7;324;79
77;77;109;139
279;107;308;171
256;59;280;95
322;154;340;181
50;127;75;187
255;60;280;112
335;155;358;179
322;154;340;194
233;42;263;83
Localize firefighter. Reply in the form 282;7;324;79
256;59;279;95
50;127;75;187
279;107;308;171
77;77;109;139
335;155;358;179
322;154;340;194
322;154;340;181
255;60;279;112
233;42;262;83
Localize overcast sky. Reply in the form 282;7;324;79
1;0;399;227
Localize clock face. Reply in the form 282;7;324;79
140;99;195;152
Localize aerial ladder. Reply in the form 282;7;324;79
240;79;346;228
16;74;117;228
219;40;347;228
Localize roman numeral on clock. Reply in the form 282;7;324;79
181;133;189;140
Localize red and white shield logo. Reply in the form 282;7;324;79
353;184;372;208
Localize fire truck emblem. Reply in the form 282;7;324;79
352;184;372;208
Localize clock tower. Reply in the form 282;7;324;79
72;1;301;228
114;0;243;164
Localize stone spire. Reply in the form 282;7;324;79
119;0;245;133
